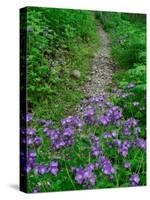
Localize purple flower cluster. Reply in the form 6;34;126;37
72;164;96;187
27;136;42;146
112;87;134;99
129;173;140;186
89;134;102;157
121;118;139;137
22;82;146;191
61;116;83;128
42;116;84;150
26;150;59;176
27;128;36;135
123;118;138;128
26;150;37;173
83;107;95;125
87;95;105;104
134;138;146;150
44;127;76;150
26;113;33;122
96;155;115;176
134;127;141;135
103;131;117;139
118;140;131;157
99;106;122;126
99;115;109;126
89;134;115;176
32;187;40;193
24;128;43;147
36;161;58;175
124;162;131;169
37;118;53;127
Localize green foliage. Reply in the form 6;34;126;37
96;11;146;68
24;7;99;120
97;11;146;125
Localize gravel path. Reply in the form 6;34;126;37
82;23;115;97
74;22;116;115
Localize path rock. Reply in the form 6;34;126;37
70;70;81;79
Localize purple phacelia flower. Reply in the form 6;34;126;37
43;127;51;136
99;115;109;126
136;138;146;150
63;127;74;137
26;128;36;135
33;164;39;175
37;119;53;127
123;127;131;136
75;168;84;184
89;134;101;157
39;164;47;175
26;113;33;122
103;132;110;139
83;108;95;117
27;137;34;145
134;127;141;135
61;116;83;128
48;161;59;175
121;148;128;157
119;140;131;157
130;173;140;186
88;175;96;186
102;164;115;175
86;163;95;171
26;164;32;173
123;140;131;148
124;162;131;169
50;129;59;140
113;139;122;147
26;128;35;135
124;118;138;128
103;131;117;139
34;136;42;146
74;164;96;187
111;131;117;138
44;120;53;127
105;101;113;108
104;106;122;123
97;156;115;175
28;150;36;158
98;95;105;101
32;187;39;193
91;146;100;157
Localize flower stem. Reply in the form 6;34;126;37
65;162;76;190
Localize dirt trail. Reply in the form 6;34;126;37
82;23;115;97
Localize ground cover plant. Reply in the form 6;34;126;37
25;7;99;121
20;8;146;193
